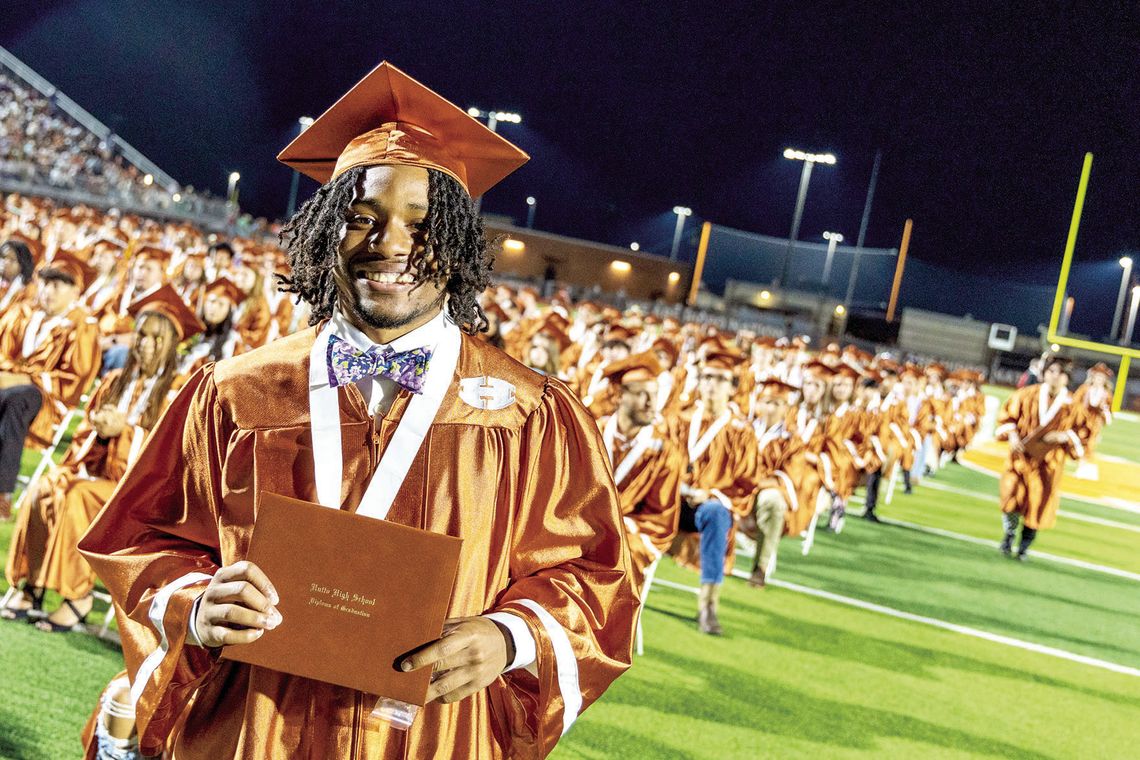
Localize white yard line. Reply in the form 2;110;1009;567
956;458;1140;514
649;576;1140;678
913;479;1140;534
854;512;1140;583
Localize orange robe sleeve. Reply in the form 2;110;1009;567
485;378;638;758
78;366;228;755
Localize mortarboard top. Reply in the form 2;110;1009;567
204;277;247;306
483;301;510;323
900;363;923;379
759;378;799;397
603;351;664;386
703;346;746;371
4;233;44;263
803;359;839;379
128;283;206;341
543;310;570;333
134;245;173;266
832;361;863;380
1087;362;1113;378
605;325;635;344
535;323;572;352
651;337;680;366
40;250;94;290
279;62;529;198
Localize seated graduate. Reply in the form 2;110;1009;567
2;285;201;629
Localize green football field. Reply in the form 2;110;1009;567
1;406;1137;759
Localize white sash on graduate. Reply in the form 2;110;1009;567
688;404;731;462
602;415;656;487
308;316;461;521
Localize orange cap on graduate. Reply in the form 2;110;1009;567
703;346;746;371
128;283;206;341
603;351;664;385
204;277;246;306
40;250;94;291
278;62;530;198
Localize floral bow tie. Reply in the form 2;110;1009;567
326;335;433;394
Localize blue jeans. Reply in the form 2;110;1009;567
695;499;733;584
101;344;130;377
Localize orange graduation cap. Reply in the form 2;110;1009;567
128;284;206;341
278;62;530;198
205;277;247;306
40;250;95;291
603;352;664;386
703;346;746;371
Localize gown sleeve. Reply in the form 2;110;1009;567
78;365;229;755
485;377;638;758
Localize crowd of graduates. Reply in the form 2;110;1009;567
0;193;1118;757
0;190;1114;651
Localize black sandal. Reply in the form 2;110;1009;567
0;588;44;622
34;597;92;633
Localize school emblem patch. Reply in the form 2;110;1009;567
458;376;517;410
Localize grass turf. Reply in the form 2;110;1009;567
552;556;1140;760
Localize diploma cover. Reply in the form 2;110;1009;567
221;492;463;705
1021;426;1064;460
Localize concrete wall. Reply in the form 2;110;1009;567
483;220;692;303
899;308;992;363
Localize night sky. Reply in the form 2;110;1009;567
5;2;1138;296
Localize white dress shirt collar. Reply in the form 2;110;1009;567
309;307;449;389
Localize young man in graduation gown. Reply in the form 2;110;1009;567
0;252;100;520
595;352;684;594
675;347;759;635
79;62;637;759
994;356;1088;560
745;378;800;588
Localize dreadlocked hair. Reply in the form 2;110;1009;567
277;166;495;334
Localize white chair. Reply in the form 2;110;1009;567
634;555;662;656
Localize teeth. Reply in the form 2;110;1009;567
361;272;414;284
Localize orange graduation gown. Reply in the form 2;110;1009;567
995;384;1088;530
79;327;637;760
599;415;684;592
0;302;101;446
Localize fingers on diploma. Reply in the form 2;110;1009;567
210;603;281;631
221;561;280;606
209;580;273;613
426;670;475;704
401;632;466;673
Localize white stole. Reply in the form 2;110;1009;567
688;404;731;462
602;415;656;487
308;316;461;520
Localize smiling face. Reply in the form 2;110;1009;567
336;165;445;334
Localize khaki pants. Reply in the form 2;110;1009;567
752;488;787;576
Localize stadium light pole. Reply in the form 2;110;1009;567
227;171;241;207
780;148;836;287
1110;256;1133;341
844;149;882;312
1124;285;1140;345
525;196;537;228
821;231;844;287
285;116;315;219
467;107;521;214
670;206;692;261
